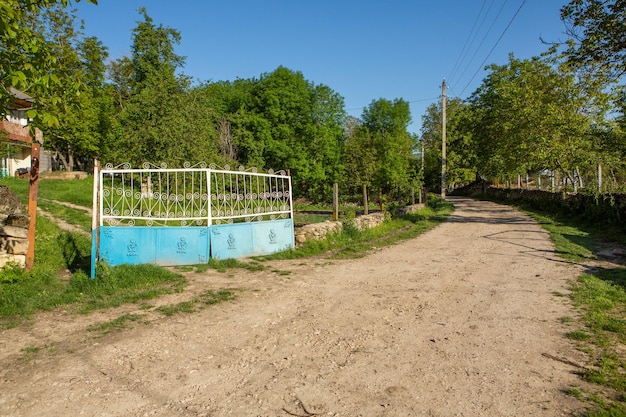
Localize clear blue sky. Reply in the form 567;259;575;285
73;0;569;135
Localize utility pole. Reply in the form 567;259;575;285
441;79;447;199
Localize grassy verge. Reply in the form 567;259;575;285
0;182;452;335
0;176;94;207
264;195;454;260
515;208;626;415
0;211;186;328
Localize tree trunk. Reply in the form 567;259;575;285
576;166;583;189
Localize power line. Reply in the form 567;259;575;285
459;0;527;97
448;0;492;83
345;97;439;112
451;1;509;88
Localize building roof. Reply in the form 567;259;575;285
8;87;35;109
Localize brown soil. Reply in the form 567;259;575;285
0;197;592;416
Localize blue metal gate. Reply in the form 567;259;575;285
91;162;294;276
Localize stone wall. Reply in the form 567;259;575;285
396;203;426;216
0;186;29;268
294;212;387;246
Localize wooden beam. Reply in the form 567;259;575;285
25;143;40;270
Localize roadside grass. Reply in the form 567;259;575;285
522;209;626;415
0;211;186;328
38;200;92;232
264;195;454;261
156;289;237;316
0;178;452;341
0;176;94;208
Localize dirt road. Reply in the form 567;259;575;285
0;197;588;416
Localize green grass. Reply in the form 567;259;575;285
87;313;145;335
38;200;92;232
265;195;454;261
519;208;626;415
189;258;266;273
0;214;187;328
0;176;94;208
156;289;237;316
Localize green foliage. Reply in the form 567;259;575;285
561;0;626;79
421;98;477;191
0;0;98;126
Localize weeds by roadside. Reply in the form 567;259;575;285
263;195;454;261
520;208;626;416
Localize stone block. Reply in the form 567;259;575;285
0;253;26;268
3;213;30;228
6;238;29;255
0;225;28;239
0;186;24;215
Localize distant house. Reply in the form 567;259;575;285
0;87;49;177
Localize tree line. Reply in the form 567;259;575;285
421;1;626;193
1;2;418;203
1;0;625;204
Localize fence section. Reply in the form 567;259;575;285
93;163;294;273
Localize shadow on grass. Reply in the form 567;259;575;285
594;267;626;292
58;232;91;274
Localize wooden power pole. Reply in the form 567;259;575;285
441;80;447;199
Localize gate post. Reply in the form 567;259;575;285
90;159;100;278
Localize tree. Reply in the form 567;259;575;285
0;0;97;126
420;98;476;191
249;66;345;200
361;98;415;203
561;0;626;78
466;53;613;189
110;8;208;166
34;6;108;170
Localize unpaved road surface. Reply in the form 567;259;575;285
0;197;589;416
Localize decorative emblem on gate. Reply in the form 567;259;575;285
127;239;138;256
269;228;277;244
177;237;187;253
227;233;236;250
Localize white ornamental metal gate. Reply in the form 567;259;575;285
91;162;294;277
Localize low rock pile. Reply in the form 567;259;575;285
294;212;387;246
0;186;29;268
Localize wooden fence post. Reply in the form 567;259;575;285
333;182;339;221
25;143;40;270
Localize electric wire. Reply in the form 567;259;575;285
459;0;527;97
452;1;509;89
448;0;494;80
447;0;489;83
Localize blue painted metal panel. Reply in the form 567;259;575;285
210;219;294;259
100;226;211;267
154;227;210;266
252;219;294;255
210;223;255;260
99;227;157;266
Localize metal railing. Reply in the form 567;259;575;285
99;162;293;227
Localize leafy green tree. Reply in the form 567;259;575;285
34;6;109;170
344;123;377;202
0;0;97;126
420;98;476;191
108;8;218;166
467;53;613;189
561;0;626;78
250;66;345;200
361;98;415;203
